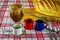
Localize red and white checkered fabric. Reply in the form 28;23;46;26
0;0;60;40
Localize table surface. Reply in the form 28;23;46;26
0;0;60;40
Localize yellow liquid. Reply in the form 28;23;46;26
10;4;23;22
10;10;23;22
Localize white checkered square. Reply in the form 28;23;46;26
9;38;14;40
4;27;12;34
8;0;16;5
44;38;50;40
4;12;9;17
26;38;32;40
2;18;7;25
6;18;11;24
32;38;37;40
20;0;30;8
42;29;49;34
2;38;8;40
0;38;2;40
21;38;26;40
57;37;60;40
0;27;3;34
26;30;31;34
30;30;36;34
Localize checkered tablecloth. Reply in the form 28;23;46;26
0;0;60;40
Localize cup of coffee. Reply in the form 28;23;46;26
24;18;34;30
35;20;45;31
5;23;23;36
